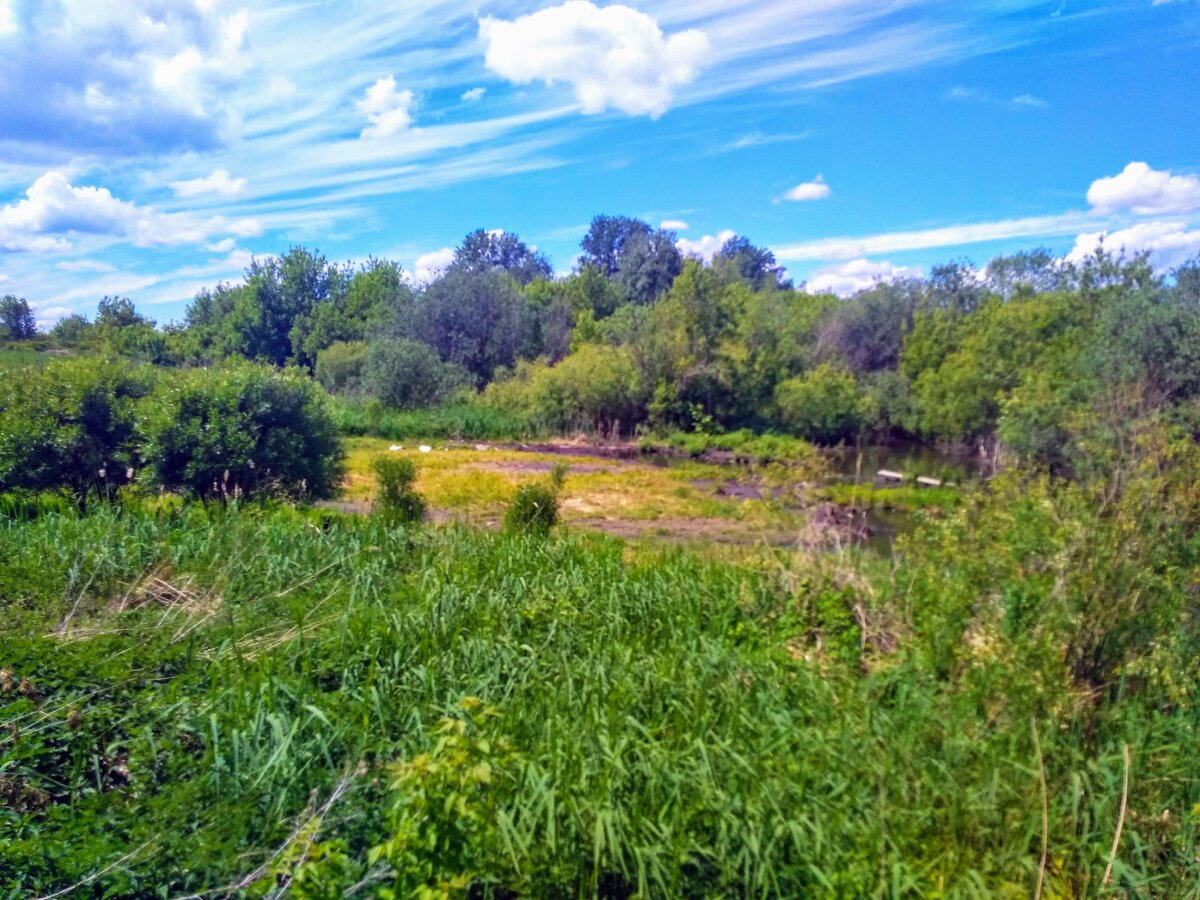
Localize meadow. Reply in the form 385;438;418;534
3;450;1198;896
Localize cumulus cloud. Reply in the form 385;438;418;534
413;247;455;284
1068;221;1200;271
1087;162;1200;216
1;1;253;154
677;230;736;261
358;76;416;139
170;169;247;198
0;0;15;34
784;176;831;202
479;1;709;118
0;172;261;253
461;87;486;103
660;219;689;231
805;259;921;296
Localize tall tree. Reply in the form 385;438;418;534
96;296;150;329
405;267;536;384
0;295;37;340
580;215;653;277
454;229;552;285
615;229;683;305
713;235;792;291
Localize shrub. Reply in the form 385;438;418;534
364;338;472;410
371;455;426;524
140;362;344;501
775;364;862;443
0;357;153;501
504;463;567;536
485;345;646;436
315;340;368;395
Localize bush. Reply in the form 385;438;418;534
504;463;567;536
775;364;862;443
0;357;153;501
140;362;344;501
485;345;646;435
364;338;471;410
315;340;368;395
371;455;426;524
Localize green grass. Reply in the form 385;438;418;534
1;485;1197;896
331;397;533;441
0;347;52;370
823;482;961;511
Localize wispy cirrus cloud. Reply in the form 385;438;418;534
946;85;1048;111
0;0;1153;320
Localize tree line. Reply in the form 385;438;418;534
8;215;1200;472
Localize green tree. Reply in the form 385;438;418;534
454;229;552;286
0;296;38;340
775;364;861;443
579;215;653;276
363;339;470;409
713;235;791;291
404;268;536;384
614;228;683;305
49;313;92;346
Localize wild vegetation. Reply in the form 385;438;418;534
2;225;1200;895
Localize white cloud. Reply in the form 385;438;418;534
207;238;237;253
0;172;262;253
3;1;254;154
151;11;251;116
1068;221;1200;271
1087;162;1200;216
35;306;78;329
805;259;921;296
660;219;689;231
0;0;16;34
677;229;735;261
776;211;1094;261
461;87;486;103
720;132;809;152
170;169;247;198
946;85;1047;111
479;1;709;118
358;76;416;138
413;247;455;284
784;175;831;202
56;260;116;273
225;248;254;270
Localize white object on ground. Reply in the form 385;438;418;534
389;445;403;452
419;445;432;453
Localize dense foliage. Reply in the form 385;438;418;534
0;358;342;503
1;422;1198;894
22;219;1198;474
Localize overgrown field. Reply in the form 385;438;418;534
3;456;1198;896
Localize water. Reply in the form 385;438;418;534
826;444;987;486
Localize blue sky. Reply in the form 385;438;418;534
0;0;1198;324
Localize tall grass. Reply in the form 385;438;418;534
1;489;1197;896
330;397;533;442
